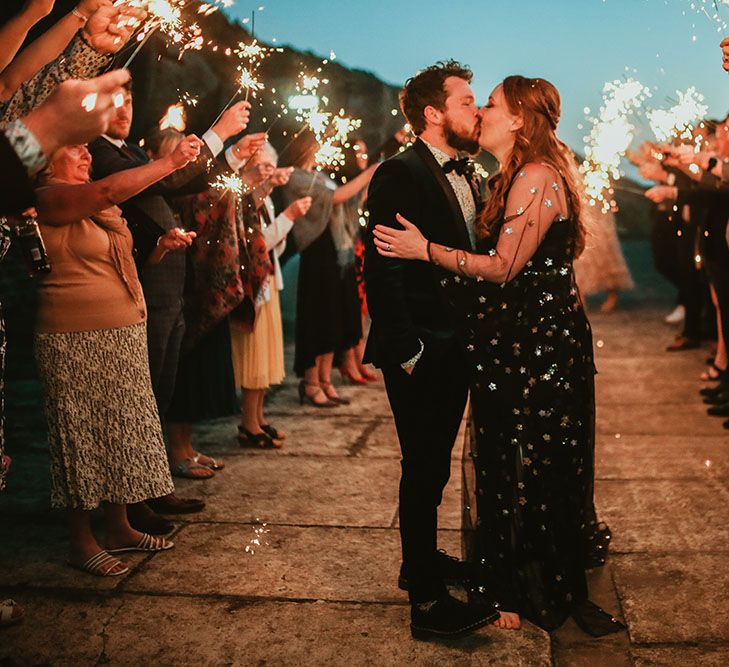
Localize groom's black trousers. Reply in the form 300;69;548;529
383;340;469;604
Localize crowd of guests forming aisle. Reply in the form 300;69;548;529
630;107;729;431
0;1;402;627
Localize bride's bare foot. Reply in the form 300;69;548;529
492;611;521;630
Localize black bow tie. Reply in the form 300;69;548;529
442;157;470;176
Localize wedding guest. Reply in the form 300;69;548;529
229;143;311;447
0;1;145;126
89;85;251;498
280;129;377;407
0;69;131;495
334;138;373;385
33;135;202;576
151;128;267;474
573;205;634;312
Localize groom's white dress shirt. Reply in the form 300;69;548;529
421;139;477;248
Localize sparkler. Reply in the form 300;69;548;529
580;78;651;212
647;87;709;144
115;0;206;68
211;172;244;197
159;102;186;130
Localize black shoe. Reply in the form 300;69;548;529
127;502;174;535
703;391;729;405
707;403;729;417
571;600;626;637
723;418;729;430
410;593;499;640
147;493;205;514
399;550;470;591
700;383;727;397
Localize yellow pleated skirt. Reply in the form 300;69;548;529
230;288;285;390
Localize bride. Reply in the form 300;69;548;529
373;75;623;636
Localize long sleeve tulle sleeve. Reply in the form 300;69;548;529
429;164;569;283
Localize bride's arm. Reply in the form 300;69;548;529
373;164;565;283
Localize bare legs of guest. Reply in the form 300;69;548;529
68;503;172;576
167;422;215;479
703;286;727;381
339;346;367;384
239;387;282;448
319;352;350;405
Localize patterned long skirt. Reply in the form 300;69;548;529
34;321;174;510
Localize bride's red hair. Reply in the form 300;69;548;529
477;75;585;256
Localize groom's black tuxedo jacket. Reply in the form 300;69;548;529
363;138;477;369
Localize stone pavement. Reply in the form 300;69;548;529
2;242;729;666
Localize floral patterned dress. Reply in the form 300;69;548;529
428;164;609;630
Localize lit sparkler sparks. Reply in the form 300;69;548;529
244;520;270;555
159;102;186;130
211;172;244;197
580;78;651;212
116;0;205;67
647;87;709;143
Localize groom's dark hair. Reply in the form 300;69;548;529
400;60;473;135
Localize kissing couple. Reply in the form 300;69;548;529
363;61;624;640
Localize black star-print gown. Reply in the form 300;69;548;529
429;165;611;630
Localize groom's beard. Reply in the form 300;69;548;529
444;118;480;155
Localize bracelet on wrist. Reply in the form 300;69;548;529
71;7;88;23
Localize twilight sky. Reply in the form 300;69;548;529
226;0;729;152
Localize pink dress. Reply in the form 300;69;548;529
573;206;634;295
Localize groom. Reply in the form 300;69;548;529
364;61;498;639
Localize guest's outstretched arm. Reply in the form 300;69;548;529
0;0;54;75
36;137;200;225
0;1;109;101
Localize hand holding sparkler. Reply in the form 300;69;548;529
168;134;202;168
638;161;669;183
23;70;131;155
84;2;146;54
644;185;678;204
148;226;197;264
231;131;267;161
210;100;251;142
158;227;196;251
77;0;113;20
283;196;312;221
270;167;294;188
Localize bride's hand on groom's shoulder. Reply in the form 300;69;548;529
372;213;428;261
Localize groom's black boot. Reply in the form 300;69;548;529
410;593;499;640
399;549;471;591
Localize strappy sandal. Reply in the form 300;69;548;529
321;381;351;405
71;550;129;577
107;533;174;555
261;423;285;441
0;599;25;627
171;457;215;479
238;426;282;449
192;452;225;470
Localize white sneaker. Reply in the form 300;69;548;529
664;305;686;325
